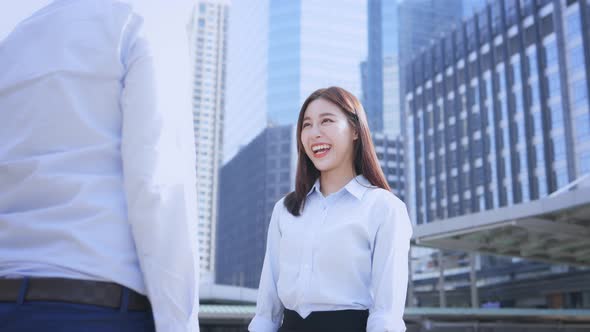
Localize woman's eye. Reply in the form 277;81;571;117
322;118;333;124
302;123;311;128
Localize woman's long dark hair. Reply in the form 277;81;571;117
284;86;390;216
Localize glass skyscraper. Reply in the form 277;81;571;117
364;0;384;133
404;0;590;226
216;125;295;288
267;0;368;126
373;133;406;201
223;0;269;163
398;0;464;141
398;0;465;68
404;0;590;309
224;0;367;161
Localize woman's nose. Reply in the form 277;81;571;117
309;124;322;137
311;128;322;138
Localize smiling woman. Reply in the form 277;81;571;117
287;86;390;216
301;98;358;191
249;86;413;332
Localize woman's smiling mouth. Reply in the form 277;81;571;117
311;143;332;158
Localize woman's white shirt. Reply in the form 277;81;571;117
249;175;413;332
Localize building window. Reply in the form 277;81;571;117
556;168;568;189
565;11;581;39
579;152;590;175
568;45;586;70
553;136;566;160
550;101;564;128
572;79;589;110
545;40;558;66
280;172;289;182
575;113;590;142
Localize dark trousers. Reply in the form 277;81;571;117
278;309;368;332
0;282;155;332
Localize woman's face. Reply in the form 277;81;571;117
300;98;357;176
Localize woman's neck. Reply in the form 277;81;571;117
319;167;356;197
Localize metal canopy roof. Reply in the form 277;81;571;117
412;185;590;267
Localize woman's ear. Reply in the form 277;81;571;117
353;129;359;141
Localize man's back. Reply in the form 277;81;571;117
0;0;145;293
0;1;200;330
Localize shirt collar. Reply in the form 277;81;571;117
344;175;372;200
307;178;321;197
306;174;372;200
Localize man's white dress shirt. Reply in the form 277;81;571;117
249;175;413;332
0;1;199;331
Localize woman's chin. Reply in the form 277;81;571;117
312;162;334;173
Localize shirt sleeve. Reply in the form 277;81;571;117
120;11;200;332
367;198;413;332
248;202;284;332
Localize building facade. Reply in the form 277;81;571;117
404;0;590;309
189;0;229;282
373;133;406;201
216;125;295;288
398;0;465;144
405;0;590;225
364;0;385;133
364;0;401;136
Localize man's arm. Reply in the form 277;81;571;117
120;11;200;332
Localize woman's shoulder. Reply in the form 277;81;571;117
364;186;406;210
273;196;288;212
274;194;301;216
365;188;413;235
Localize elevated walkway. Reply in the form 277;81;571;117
412;179;590;266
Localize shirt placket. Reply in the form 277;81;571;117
296;197;328;313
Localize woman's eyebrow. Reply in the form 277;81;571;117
303;112;336;121
319;112;336;117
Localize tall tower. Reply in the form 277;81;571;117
223;0;269;163
364;0;403;137
188;0;229;283
224;0;367;162
267;0;367;126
